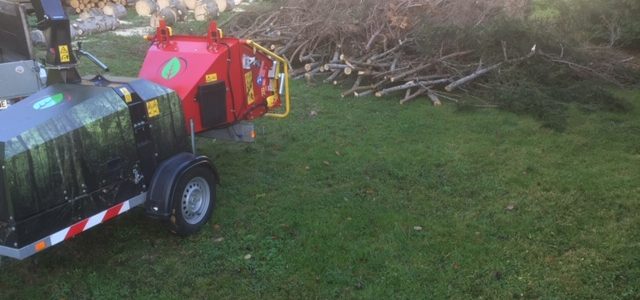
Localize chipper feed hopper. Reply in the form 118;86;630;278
0;2;290;260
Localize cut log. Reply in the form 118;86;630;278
135;0;157;16
78;7;103;20
156;0;188;19
226;0;235;10
214;0;227;12
304;62;320;72
103;3;127;18
399;87;427;105
157;7;178;25
340;76;363;97
389;50;473;82
444;48;535;92
323;70;341;83
324;63;350;71
194;0;219;21
444;63;501;92
157;0;173;9
427;91;443;106
184;0;198;10
376;78;451;97
71;15;120;37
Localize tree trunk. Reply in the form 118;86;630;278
184;0;198;10
71;15;120;37
103;3;127;18
163;7;179;24
135;0;157;16
194;0;219;21
214;0;227;12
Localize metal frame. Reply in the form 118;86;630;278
0;193;147;260
243;40;291;119
0;0;35;61
0;59;44;100
0;1;43;101
199;121;256;143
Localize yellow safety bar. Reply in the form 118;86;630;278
244;40;291;119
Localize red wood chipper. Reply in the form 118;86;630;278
0;0;290;260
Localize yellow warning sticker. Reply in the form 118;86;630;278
245;72;255;105
120;87;132;103
205;73;218;83
58;45;70;63
146;99;160;118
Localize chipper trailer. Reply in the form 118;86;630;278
0;0;290;260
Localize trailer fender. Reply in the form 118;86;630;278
145;153;219;219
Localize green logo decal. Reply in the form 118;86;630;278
161;57;183;80
33;93;64;110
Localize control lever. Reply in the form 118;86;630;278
77;42;110;72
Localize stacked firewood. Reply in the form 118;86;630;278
64;0;130;14
221;0;572;105
70;9;122;36
136;0;241;25
61;0;128;37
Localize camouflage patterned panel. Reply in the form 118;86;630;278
0;80;190;247
128;79;189;163
0;84;139;243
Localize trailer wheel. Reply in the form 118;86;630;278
168;166;216;236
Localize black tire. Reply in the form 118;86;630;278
168;166;216;236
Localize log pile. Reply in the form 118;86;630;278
223;0;629;105
63;0;129;14
219;0;536;105
137;0;243;24
58;0;128;37
29;1;124;38
70;13;120;36
55;2;125;37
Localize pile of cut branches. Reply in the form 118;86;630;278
223;0;636;107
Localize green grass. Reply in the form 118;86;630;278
3;18;640;299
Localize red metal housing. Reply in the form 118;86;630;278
139;21;283;133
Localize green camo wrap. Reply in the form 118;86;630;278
0;79;188;247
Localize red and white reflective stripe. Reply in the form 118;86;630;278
50;200;132;246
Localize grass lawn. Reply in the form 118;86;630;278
1;19;639;299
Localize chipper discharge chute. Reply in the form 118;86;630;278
0;1;290;260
